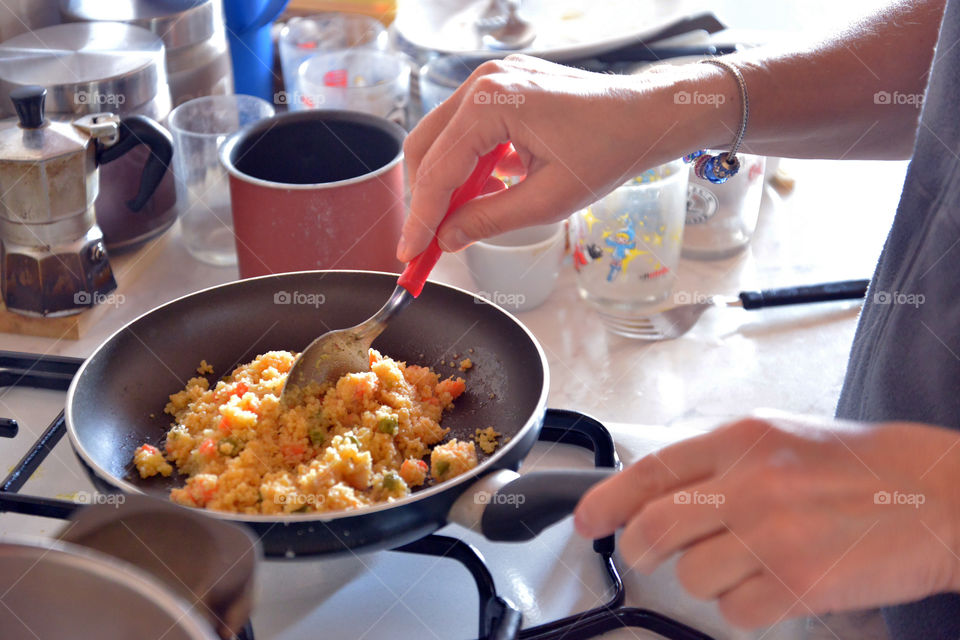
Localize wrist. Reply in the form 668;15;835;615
622;61;745;160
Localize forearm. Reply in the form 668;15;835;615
634;0;945;161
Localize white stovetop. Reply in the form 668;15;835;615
0;157;905;640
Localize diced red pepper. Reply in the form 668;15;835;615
138;444;160;455
217;416;231;433
233;382;248;397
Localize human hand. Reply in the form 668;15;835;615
573;413;960;628
397;55;727;261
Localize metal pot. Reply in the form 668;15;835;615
0;496;257;640
59;0;234;107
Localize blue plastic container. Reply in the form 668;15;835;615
223;0;290;100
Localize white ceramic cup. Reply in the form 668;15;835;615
464;222;566;312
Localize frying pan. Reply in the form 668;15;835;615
65;270;615;559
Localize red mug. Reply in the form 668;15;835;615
219;110;405;278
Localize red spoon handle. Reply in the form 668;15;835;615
398;143;512;297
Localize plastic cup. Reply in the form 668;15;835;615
168;94;275;266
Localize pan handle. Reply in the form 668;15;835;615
479;469;616;542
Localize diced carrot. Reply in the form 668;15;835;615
233;382;248;397
138;444;160;455
282;444;305;463
198;438;217;457
217;416;231;433
437;378;466;399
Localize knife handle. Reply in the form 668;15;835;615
739;279;870;310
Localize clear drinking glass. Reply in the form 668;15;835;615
296;50;411;126
278;12;388;102
570;160;689;336
682;152;766;259
168;94;275;266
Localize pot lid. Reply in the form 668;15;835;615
0;22;166;115
60;0;218;51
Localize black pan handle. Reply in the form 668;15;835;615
738;278;869;310
480;469;616;542
97;114;173;212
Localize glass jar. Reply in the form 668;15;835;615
682;152;766;259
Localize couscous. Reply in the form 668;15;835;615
134;349;474;514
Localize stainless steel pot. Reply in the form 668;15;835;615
0;494;257;640
60;0;234;107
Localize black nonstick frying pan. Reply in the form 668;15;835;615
65;271;616;560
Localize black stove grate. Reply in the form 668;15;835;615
0;351;713;640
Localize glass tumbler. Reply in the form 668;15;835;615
168;94;275;266
278;12;388;104
571;160;689;336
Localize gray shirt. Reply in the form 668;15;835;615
835;0;960;635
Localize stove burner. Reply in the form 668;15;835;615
0;351;713;640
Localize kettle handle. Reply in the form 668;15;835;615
97;115;173;213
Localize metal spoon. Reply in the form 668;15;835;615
483;0;536;50
280;143;511;404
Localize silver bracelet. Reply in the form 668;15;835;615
682;58;749;184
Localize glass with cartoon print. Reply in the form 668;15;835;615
571;159;688;333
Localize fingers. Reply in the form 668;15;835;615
674;532;760;600
399;85;511;261
618;488;728;574
717;573;806;629
573;418;773;539
434;163;584;252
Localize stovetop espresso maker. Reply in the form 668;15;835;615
0;85;171;316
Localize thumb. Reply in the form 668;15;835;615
437;165;593;252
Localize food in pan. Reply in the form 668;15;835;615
134;349;480;514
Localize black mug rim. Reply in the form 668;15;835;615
218;109;406;190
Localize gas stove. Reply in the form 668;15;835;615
0;350;757;640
